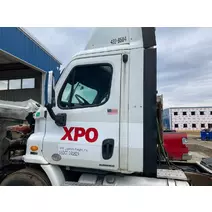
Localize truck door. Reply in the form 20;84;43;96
43;54;122;171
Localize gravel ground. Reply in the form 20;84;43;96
189;152;209;162
187;136;212;162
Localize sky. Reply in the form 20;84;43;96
26;27;212;109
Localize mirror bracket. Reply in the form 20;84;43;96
45;104;67;127
55;113;67;127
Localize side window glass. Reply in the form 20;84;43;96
61;83;72;103
71;83;97;104
59;64;112;108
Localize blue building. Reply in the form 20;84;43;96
163;108;171;130
0;27;61;104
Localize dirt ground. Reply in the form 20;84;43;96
187;135;212;162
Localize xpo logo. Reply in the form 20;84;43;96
61;127;98;143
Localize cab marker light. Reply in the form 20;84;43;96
30;146;39;151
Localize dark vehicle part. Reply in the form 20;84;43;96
200;158;212;171
185;172;212;186
0;124;31;170
46;104;67;127
0;168;51;186
159;160;212;186
164;130;176;132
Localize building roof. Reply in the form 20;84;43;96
19;28;62;65
0;27;62;80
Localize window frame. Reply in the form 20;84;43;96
9;79;22;90
191;111;195;115
192;123;196;128
200;111;204;115
183;123;187;128
0;80;8;90
174;124;179;128
201;124;205;128
0;78;36;90
57;63;113;110
22;78;35;89
182;111;187;115
174;112;178;116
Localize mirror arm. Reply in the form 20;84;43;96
45;103;67;127
45;71;66;127
45;103;56;121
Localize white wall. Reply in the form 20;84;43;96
170;107;212;130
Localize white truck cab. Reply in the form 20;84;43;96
0;28;193;186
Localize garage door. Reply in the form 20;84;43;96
0;69;42;103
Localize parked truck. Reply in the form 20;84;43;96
157;96;191;161
163;131;191;161
0;27;212;186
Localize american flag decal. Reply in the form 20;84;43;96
107;109;118;115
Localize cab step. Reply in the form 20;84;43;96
63;181;102;186
62;172;189;186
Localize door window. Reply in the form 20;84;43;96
0;80;8;90
71;82;98;104
61;83;72;104
9;79;21;90
59;64;112;109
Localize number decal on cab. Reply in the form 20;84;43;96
110;36;127;45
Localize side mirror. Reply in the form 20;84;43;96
47;71;55;107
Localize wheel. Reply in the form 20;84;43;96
0;168;51;186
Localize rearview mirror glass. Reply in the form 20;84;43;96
47;71;55;106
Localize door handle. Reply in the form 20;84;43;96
102;139;114;160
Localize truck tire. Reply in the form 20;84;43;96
0;168;51;186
